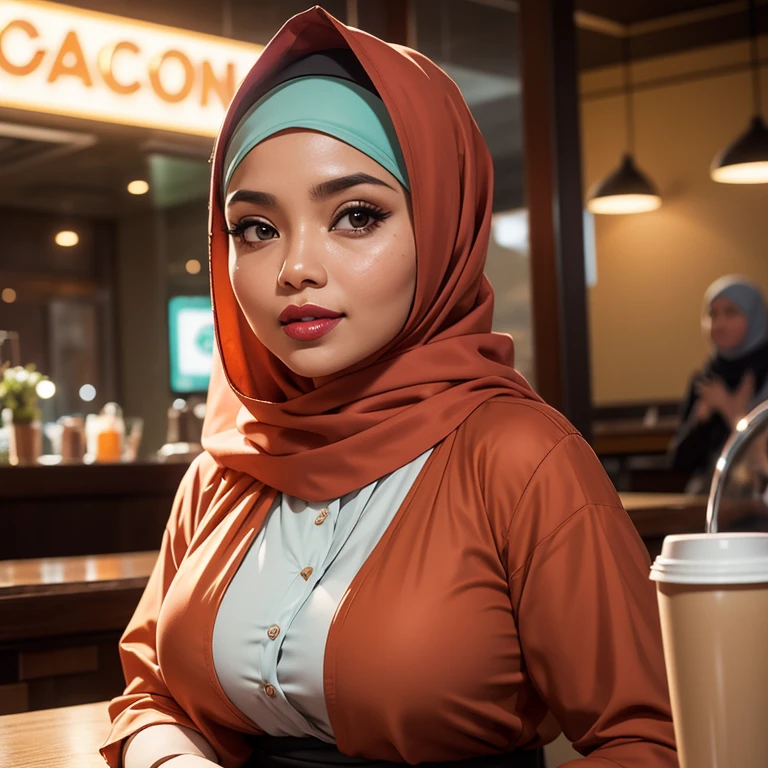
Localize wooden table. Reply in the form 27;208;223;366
0;701;110;767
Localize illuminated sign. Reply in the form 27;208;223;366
0;0;263;136
168;295;214;393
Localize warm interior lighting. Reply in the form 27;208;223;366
587;155;662;215
587;32;662;215
55;230;79;247
587;193;662;215
711;1;768;185
1;288;16;303
711;117;768;183
127;179;150;195
712;162;768;184
185;259;202;275
35;380;56;399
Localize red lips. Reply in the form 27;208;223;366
278;304;343;324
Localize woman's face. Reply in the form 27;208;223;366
224;129;416;381
709;295;748;351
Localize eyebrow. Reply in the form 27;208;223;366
226;172;396;212
309;172;396;200
226;189;278;209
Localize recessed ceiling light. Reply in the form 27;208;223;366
127;179;150;195
55;230;79;247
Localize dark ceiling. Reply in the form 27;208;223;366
578;0;729;25
576;0;766;70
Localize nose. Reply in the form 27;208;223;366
277;227;328;291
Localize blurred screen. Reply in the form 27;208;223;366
168;295;214;393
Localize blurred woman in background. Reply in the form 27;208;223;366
671;275;768;492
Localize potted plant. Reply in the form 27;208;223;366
0;364;50;465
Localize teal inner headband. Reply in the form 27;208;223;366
222;75;410;195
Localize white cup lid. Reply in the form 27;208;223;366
650;533;768;585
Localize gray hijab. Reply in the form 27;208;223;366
704;275;768;360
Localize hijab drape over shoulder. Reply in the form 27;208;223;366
202;6;539;501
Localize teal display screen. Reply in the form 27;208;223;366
168;295;214;393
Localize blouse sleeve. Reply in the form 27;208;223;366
99;455;216;768
506;434;678;767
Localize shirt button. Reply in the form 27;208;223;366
264;684;277;698
267;625;280;640
314;509;329;525
300;566;314;581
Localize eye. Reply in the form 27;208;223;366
225;219;278;244
331;204;391;234
243;223;277;242
335;209;372;231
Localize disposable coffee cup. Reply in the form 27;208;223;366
650;533;768;768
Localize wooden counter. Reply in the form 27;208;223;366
0;701;110;768
620;492;708;538
592;418;679;457
0;551;157;642
0;461;189;560
0;552;156;715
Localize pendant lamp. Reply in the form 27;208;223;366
711;0;768;184
587;36;662;215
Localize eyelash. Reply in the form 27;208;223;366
223;202;392;247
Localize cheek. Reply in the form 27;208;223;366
229;253;272;330
349;230;416;310
733;318;749;340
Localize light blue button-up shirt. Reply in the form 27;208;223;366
212;450;432;742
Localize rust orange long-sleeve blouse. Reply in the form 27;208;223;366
101;398;677;767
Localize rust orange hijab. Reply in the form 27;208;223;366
202;6;540;501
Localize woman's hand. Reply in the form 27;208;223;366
696;371;755;429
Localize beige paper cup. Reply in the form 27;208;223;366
651;533;768;768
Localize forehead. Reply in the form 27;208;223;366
711;295;743;313
226;129;397;194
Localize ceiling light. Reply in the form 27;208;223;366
711;116;768;184
127;179;150;195
587;38;662;215
185;259;202;275
1;288;16;303
711;0;768;184
587;155;662;214
55;230;79;247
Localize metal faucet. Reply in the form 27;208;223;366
706;400;768;533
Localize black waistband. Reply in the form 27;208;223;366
244;736;545;768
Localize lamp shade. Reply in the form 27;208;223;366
587;154;662;215
711;116;768;184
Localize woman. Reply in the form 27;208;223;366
102;8;676;768
671;275;768;493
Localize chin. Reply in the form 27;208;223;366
278;347;361;380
